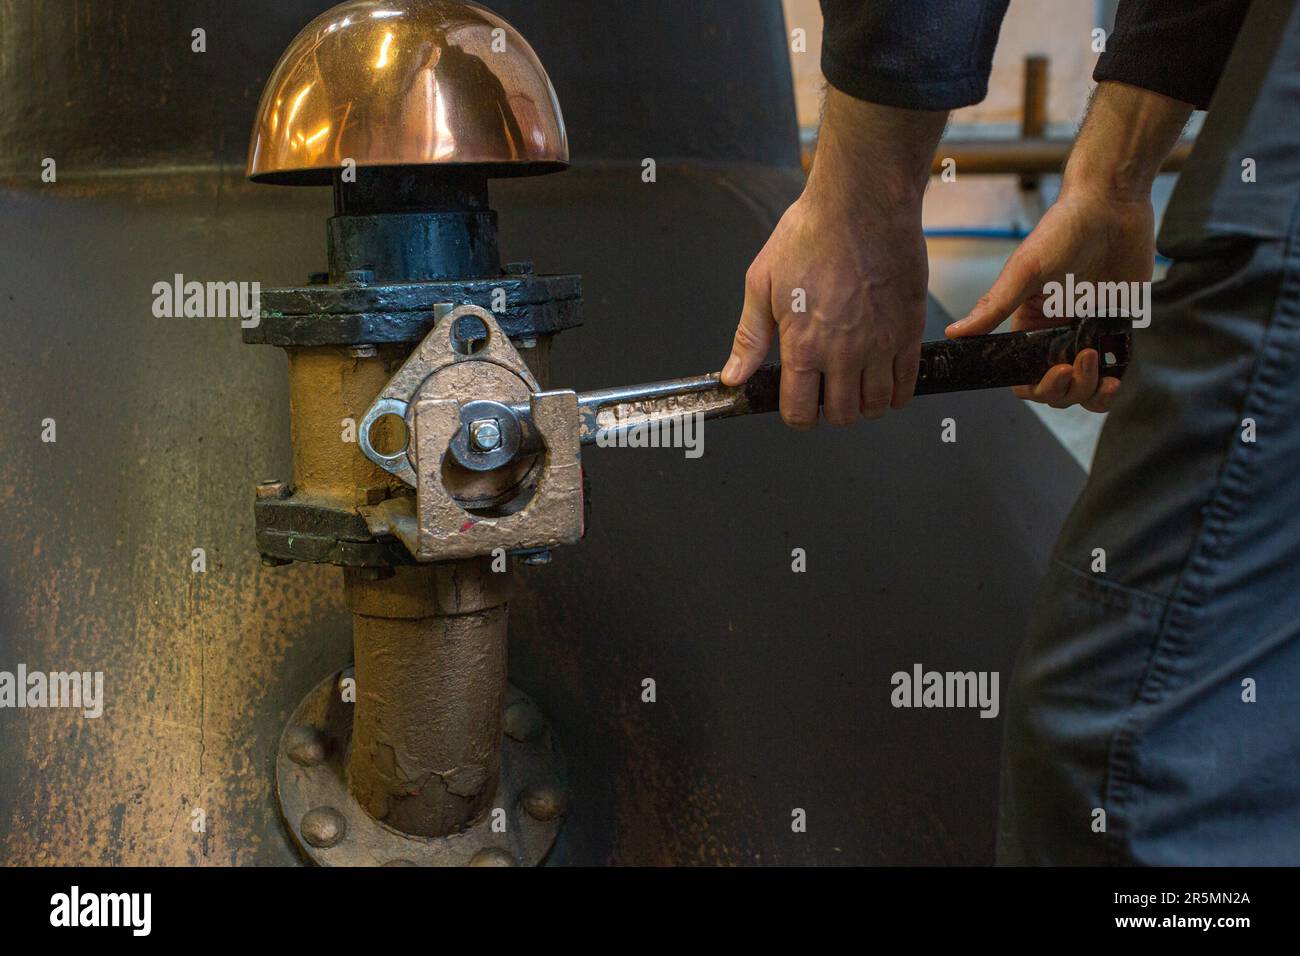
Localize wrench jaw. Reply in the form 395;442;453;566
357;305;585;562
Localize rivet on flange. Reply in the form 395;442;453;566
520;782;566;822
300;806;347;848
469;847;516;867
503;700;545;742
284;725;327;767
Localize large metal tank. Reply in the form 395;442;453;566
0;0;1084;864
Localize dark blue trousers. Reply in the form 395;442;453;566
998;1;1300;864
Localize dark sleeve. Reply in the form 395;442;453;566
1094;0;1253;109
819;0;1011;110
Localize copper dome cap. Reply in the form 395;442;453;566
247;0;568;184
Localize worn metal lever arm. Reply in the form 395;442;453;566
549;317;1131;445
467;317;1136;470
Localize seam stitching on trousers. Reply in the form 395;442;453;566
1048;557;1168;618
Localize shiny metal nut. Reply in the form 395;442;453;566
469;418;502;451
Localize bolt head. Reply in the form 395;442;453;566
468;847;516;867
284;725;327;767
469;418;503;452
300;806;347;848
520;782;566;822
503;700;545;742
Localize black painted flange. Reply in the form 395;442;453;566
245;270;583;347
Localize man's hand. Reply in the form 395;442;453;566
946;82;1193;412
720;91;947;428
944;190;1154;412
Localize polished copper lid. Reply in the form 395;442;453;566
247;0;568;184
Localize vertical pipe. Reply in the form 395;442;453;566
292;171;543;839
1019;55;1050;192
344;559;511;836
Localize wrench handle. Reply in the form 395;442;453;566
741;317;1131;413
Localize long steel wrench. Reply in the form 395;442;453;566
505;317;1131;450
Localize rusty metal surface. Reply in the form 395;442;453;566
247;273;583;346
344;561;510;835
0;171;342;866
349;305;583;560
278;668;563;865
0;161;1086;867
287;345;410;506
359;304;541;488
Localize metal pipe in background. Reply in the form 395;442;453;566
801;48;1194;177
929;137;1194;176
800;129;1194;177
1019;55;1050;190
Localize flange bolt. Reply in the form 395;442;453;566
300;806;347;848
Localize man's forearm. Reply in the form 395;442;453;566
1061;81;1194;203
804;88;949;220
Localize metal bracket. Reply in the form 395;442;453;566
358;305;583;561
358;304;542;487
